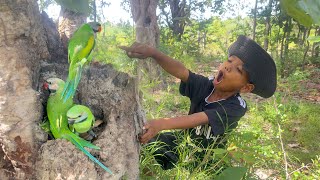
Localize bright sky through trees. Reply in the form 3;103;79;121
46;1;131;22
45;0;256;23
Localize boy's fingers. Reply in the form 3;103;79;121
143;123;150;130
142;135;151;144
118;45;130;51
128;52;145;58
140;130;152;144
119;49;144;58
139;133;148;144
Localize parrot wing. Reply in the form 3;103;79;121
67;24;95;64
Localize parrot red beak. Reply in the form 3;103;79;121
43;82;49;90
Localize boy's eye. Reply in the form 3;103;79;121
237;68;243;74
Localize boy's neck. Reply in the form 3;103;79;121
208;89;237;102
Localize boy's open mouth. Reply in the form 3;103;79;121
214;70;224;84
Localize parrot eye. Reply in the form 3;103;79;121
77;115;82;118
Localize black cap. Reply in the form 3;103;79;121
228;35;277;98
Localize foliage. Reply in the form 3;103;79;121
280;0;313;27
308;36;320;43
39;0;110;22
297;0;320;25
139;128;248;179
93;22;136;74
38;0;55;11
54;0;90;14
286;69;310;91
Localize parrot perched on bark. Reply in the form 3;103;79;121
61;22;102;103
67;105;97;141
43;78;112;174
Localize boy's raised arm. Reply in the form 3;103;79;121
119;42;189;82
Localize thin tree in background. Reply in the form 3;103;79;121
263;0;273;50
303;27;311;70
252;0;258;40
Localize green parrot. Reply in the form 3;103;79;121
44;78;112;174
61;22;102;103
67;105;97;141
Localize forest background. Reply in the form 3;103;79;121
38;0;320;179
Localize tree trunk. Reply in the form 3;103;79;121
301;26;307;45
283;18;292;77
1;1;144;179
311;26;319;57
280;21;288;78
58;7;87;52
159;0;187;40
302;28;311;70
314;27;320;57
264;0;273;50
130;0;161;82
170;0;187;40
0;0;49;178
252;0;258;41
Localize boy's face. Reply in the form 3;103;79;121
214;55;254;93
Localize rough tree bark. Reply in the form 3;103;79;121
129;0;161;82
159;0;188;40
0;0;49;178
0;1;144;179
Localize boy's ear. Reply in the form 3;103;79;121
240;83;255;93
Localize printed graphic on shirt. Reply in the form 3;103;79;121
237;96;246;108
195;124;218;140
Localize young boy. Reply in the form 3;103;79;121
120;35;277;170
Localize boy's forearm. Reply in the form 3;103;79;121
151;49;189;82
159;112;209;131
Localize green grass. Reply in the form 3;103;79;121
282;101;320;163
92;23;320;179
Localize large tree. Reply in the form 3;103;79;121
129;0;161;82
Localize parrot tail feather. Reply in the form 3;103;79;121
74;135;100;150
61;79;76;103
61;80;69;98
74;64;83;92
63;134;113;174
61;63;84;103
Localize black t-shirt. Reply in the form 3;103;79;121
179;71;247;148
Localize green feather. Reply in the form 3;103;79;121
63;134;113;174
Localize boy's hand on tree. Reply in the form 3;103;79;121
119;42;155;59
139;119;164;144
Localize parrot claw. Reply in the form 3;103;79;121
79;130;96;141
88;130;97;138
39;118;51;133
